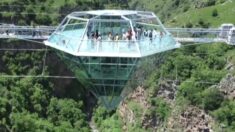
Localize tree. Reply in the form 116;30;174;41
179;79;203;105
202;88;223;111
213;101;235;127
186;22;193;28
47;98;88;131
10;112;54;132
207;0;216;6
212;9;218;17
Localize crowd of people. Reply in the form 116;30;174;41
86;27;165;48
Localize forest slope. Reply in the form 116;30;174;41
0;0;235;132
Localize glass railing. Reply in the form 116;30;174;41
78;39;139;55
48;33;81;53
138;34;178;56
48;31;179;57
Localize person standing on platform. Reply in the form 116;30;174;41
97;34;102;51
115;33;119;50
108;32;113;50
149;29;153;45
127;29;132;49
91;32;95;49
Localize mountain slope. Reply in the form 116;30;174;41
167;0;235;27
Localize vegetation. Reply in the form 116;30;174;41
0;41;90;131
93;107;123;132
212;8;218;17
0;0;235;131
167;0;235;27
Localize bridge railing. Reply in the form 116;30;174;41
167;28;230;43
48;32;81;53
0;25;234;48
168;28;221;37
0;25;55;39
47;32;180;57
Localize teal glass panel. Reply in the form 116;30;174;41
79;20;139;55
56;51;139;109
48;19;87;53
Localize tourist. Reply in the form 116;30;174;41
133;28;137;40
87;23;92;38
136;27;142;40
91;32;95;49
160;31;164;42
127;29;132;41
115;33;119;49
144;29;148;37
115;33;119;41
108;32;113;48
6;30;9;36
122;31;127;40
95;30;99;39
108;32;113;41
97;35;102;51
149;29;153;44
153;28;158;40
127;29;132;48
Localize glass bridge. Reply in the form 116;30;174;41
44;10;180;109
45;10;180;57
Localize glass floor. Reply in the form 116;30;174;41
46;29;180;58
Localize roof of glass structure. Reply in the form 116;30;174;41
44;10;180;58
72;10;139;16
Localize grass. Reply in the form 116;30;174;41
166;0;235;27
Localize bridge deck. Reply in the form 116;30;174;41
45;29;179;57
0;25;232;57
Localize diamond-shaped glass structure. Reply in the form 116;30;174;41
45;10;180;57
44;10;180;109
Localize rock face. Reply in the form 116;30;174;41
118;80;178;131
118;71;235;131
168;106;214;132
119;101;135;125
217;74;235;100
156;80;178;102
118;86;151;131
118;79;218;131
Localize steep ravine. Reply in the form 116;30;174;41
117;66;235;131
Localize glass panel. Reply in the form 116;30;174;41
63;19;87;32
47;18;88;54
79;20;139;55
133;22;177;56
56;17;69;32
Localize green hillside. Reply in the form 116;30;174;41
0;0;235;132
167;0;235;27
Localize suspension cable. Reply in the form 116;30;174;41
0;11;66;16
11;37;45;44
0;48;47;51
0;75;76;79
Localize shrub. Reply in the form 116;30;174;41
198;18;210;28
186;22;193;28
155;98;170;121
212;9;218;17
179;79;203;105
212;100;235;126
219;0;226;4
183;5;190;12
201;88;224;111
198;19;205;26
207;0;216;6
